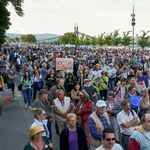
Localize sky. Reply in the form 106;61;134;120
7;0;150;37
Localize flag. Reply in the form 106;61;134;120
128;96;140;109
83;46;87;51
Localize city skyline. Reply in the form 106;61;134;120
6;0;150;36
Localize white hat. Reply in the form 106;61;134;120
109;63;114;66
96;100;107;107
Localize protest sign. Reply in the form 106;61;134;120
56;58;73;71
0;89;13;107
138;81;146;88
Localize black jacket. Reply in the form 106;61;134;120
60;125;88;150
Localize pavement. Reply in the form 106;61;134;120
0;73;60;150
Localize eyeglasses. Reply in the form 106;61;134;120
42;113;47;116
105;138;115;141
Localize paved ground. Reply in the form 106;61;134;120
0;73;60;150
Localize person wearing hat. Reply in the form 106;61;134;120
24;125;54;150
87;100;114;150
32;89;54;141
92;63;102;78
107;63;116;91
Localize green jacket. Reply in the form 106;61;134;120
32;97;52;119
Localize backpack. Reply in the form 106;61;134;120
115;85;127;98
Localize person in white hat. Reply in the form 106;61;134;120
87;100;114;150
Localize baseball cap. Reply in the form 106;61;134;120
96;100;107;107
39;89;49;95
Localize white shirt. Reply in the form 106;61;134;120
117;110;140;135
92;70;102;78
96;143;123;150
17;58;20;65
33;75;42;82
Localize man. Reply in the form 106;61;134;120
107;63;116;91
117;100;140;150
21;64;31;76
16;55;21;74
92;63;101;78
129;114;150;150
6;65;17;100
52;89;74;134
96;128;123;150
87;100;114;150
137;70;149;87
32;89;54;141
49;78;67;104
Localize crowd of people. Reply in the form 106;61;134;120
1;44;150;150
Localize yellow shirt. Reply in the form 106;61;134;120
0;76;4;88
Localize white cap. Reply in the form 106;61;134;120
96;100;107;107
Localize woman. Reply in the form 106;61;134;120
74;91;93;148
100;71;109;101
77;65;83;86
24;125;54;150
140;88;150;117
106;91;122;142
66;73;76;97
71;82;87;105
31;108;49;139
32;62;38;71
33;69;43;100
60;113;88;150
20;71;33;109
93;76;101;100
83;68;88;80
45;69;56;91
114;77;128;104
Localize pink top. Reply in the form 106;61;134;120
114;86;126;104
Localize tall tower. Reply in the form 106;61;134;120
76;23;79;38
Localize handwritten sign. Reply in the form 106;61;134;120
0;89;13;107
56;58;73;71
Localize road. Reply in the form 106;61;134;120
0;73;60;150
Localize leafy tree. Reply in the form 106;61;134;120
97;33;105;46
112;29;121;46
90;36;97;45
121;31;132;47
79;33;85;45
137;30;150;48
14;37;19;41
25;34;36;43
104;33;113;46
84;36;90;45
59;32;78;45
20;35;26;42
0;0;24;47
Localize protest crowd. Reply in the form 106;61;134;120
1;44;150;150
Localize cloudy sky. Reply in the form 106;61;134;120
7;0;150;37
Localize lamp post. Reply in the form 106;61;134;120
131;6;136;51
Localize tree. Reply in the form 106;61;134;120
137;30;150;48
79;33;85;45
20;35;26;42
59;32;78;45
97;33;105;46
25;34;36;43
112;29;121;46
104;33;113;46
0;0;24;47
14;37;19;41
121;31;132;47
90;36;97;45
84;36;90;45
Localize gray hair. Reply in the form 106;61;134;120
136;70;142;75
108;91;115;98
121;99;130;107
55;89;64;94
142;88;148;93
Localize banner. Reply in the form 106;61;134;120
138;81;146;88
0;89;13;107
56;58;73;71
128;95;140;109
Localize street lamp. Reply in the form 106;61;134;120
131;6;136;51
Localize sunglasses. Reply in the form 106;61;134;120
105;138;115;141
42;114;47;116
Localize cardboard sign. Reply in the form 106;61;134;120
56;58;73;71
138;81;146;88
0;89;13;107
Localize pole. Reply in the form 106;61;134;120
133;6;134;51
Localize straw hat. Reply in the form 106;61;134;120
28;125;47;139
